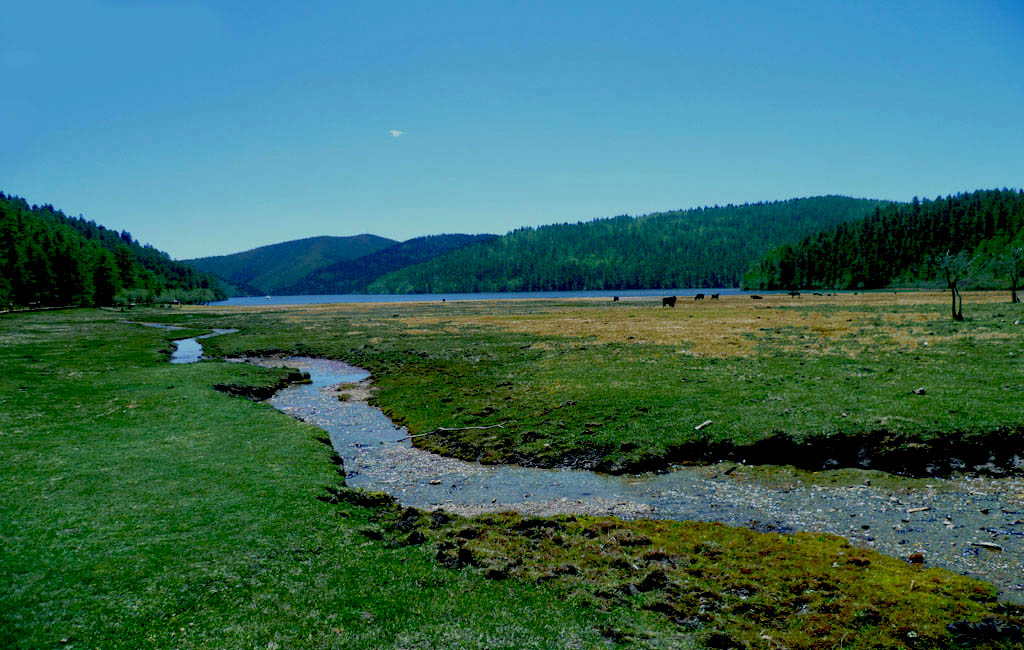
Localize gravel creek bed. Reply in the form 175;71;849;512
245;356;1024;603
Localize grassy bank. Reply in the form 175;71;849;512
193;291;1024;474
0;310;656;648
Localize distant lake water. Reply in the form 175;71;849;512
212;288;768;307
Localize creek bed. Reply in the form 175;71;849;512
249;356;1024;603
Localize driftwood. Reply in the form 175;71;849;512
396;423;504;442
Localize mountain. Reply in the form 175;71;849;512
184;234;396;295
279;234;498;294
367;197;886;293
745;188;1024;291
0;192;226;307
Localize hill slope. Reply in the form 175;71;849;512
185;234;396;295
745;189;1024;290
368;197;885;293
0;192;225;307
280;234;498;294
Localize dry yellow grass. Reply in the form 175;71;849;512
190;290;1017;358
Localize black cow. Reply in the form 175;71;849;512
662;296;677;308
789;291;801;298
694;293;705;301
613;296;619;302
711;293;720;300
750;295;763;300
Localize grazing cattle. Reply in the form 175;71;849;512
694;293;705;301
613;296;619;302
711;293;720;300
750;295;763;300
662;296;677;308
788;291;801;298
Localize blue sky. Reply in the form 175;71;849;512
3;1;1023;259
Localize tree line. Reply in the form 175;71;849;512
0;192;226;308
281;233;497;294
368;197;883;294
745;189;1024;293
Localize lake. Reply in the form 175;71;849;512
212;288;768;306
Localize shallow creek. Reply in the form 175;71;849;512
171;329;238;363
125;321;238;363
238;356;1024;603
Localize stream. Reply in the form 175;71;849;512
158;328;1024;603
256;356;1024;603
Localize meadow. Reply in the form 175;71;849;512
198;291;1024;475
3;293;1023;649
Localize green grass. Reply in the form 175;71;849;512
191;297;1024;473
377;507;1023;650
0;310;663;649
5;306;1023;649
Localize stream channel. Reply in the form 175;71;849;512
165;328;1024;603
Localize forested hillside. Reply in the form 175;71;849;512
0;192;225;308
367;197;884;293
280;234;497;294
185;234;396;295
746;189;1024;291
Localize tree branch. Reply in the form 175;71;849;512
395;423;505;442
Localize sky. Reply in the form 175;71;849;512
2;1;1023;259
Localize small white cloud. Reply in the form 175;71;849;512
389;129;405;138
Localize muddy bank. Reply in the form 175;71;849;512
415;422;1024;479
610;428;1024;478
213;369;311;401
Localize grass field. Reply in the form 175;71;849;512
3;298;1023;649
195;291;1024;474
0;311;666;649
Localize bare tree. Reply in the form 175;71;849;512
935;251;972;321
994;246;1024;304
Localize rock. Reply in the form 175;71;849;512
971;541;1004;552
906;506;931;514
403;530;426;546
429;479;442;485
908;552;925;564
912;387;926;395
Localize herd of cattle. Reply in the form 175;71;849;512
659;293;720;307
605;292;825;307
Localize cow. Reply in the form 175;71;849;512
694;293;705;301
750;295;763;300
711;293;720;300
613;296;619;302
662;296;677;308
789;291;801;298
